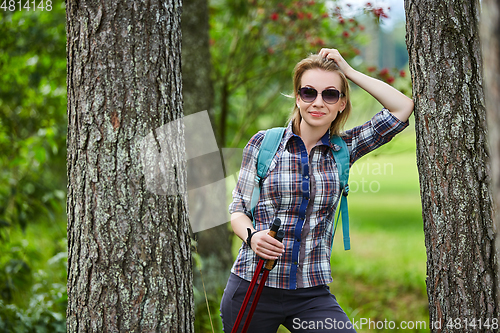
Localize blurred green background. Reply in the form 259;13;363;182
0;0;427;332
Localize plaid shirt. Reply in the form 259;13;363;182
229;109;409;289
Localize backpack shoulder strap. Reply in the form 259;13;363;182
249;127;286;224
330;135;351;250
330;135;350;186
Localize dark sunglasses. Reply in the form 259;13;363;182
298;87;344;104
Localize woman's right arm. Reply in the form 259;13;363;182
229;132;284;260
231;212;284;260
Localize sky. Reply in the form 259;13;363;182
337;0;406;30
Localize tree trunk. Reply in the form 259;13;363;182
181;0;231;265
181;0;233;329
405;0;499;331
181;0;213;119
481;0;500;307
66;0;194;332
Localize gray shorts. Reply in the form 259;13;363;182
220;273;357;332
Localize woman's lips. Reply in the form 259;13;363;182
309;111;325;117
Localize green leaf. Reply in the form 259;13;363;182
33;146;46;164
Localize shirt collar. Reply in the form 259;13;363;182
284;120;340;151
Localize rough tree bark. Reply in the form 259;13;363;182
405;0;499;331
66;0;193;332
481;0;500;307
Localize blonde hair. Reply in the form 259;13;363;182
289;54;351;136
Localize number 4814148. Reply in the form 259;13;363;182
1;0;52;11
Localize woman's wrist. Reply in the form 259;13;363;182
341;65;356;79
246;228;259;249
230;212;255;243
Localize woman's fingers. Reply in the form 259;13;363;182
318;48;353;76
319;48;339;59
251;230;285;260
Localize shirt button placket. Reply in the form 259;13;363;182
290;140;311;289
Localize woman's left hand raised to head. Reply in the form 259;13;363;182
318;48;354;77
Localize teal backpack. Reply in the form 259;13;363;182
249;127;351;251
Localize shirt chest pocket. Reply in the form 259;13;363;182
311;153;340;213
268;151;305;213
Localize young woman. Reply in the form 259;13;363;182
220;48;414;332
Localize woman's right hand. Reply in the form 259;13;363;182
249;229;285;260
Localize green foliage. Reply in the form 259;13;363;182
0;222;67;329
0;240;35;302
0;233;67;332
0;3;68;331
193;250;225;332
0;2;67;237
0;275;66;333
0;227;67;330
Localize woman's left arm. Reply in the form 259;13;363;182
319;48;414;122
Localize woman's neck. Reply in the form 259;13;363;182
299;122;329;153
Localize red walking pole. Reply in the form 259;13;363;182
231;258;265;333
240;228;283;333
231;219;284;333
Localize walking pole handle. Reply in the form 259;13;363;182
267;218;281;239
264;228;285;270
275;229;285;242
265;218;281;270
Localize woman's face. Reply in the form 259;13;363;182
296;68;346;133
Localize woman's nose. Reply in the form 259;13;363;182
312;93;325;107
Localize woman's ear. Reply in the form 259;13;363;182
339;98;347;112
